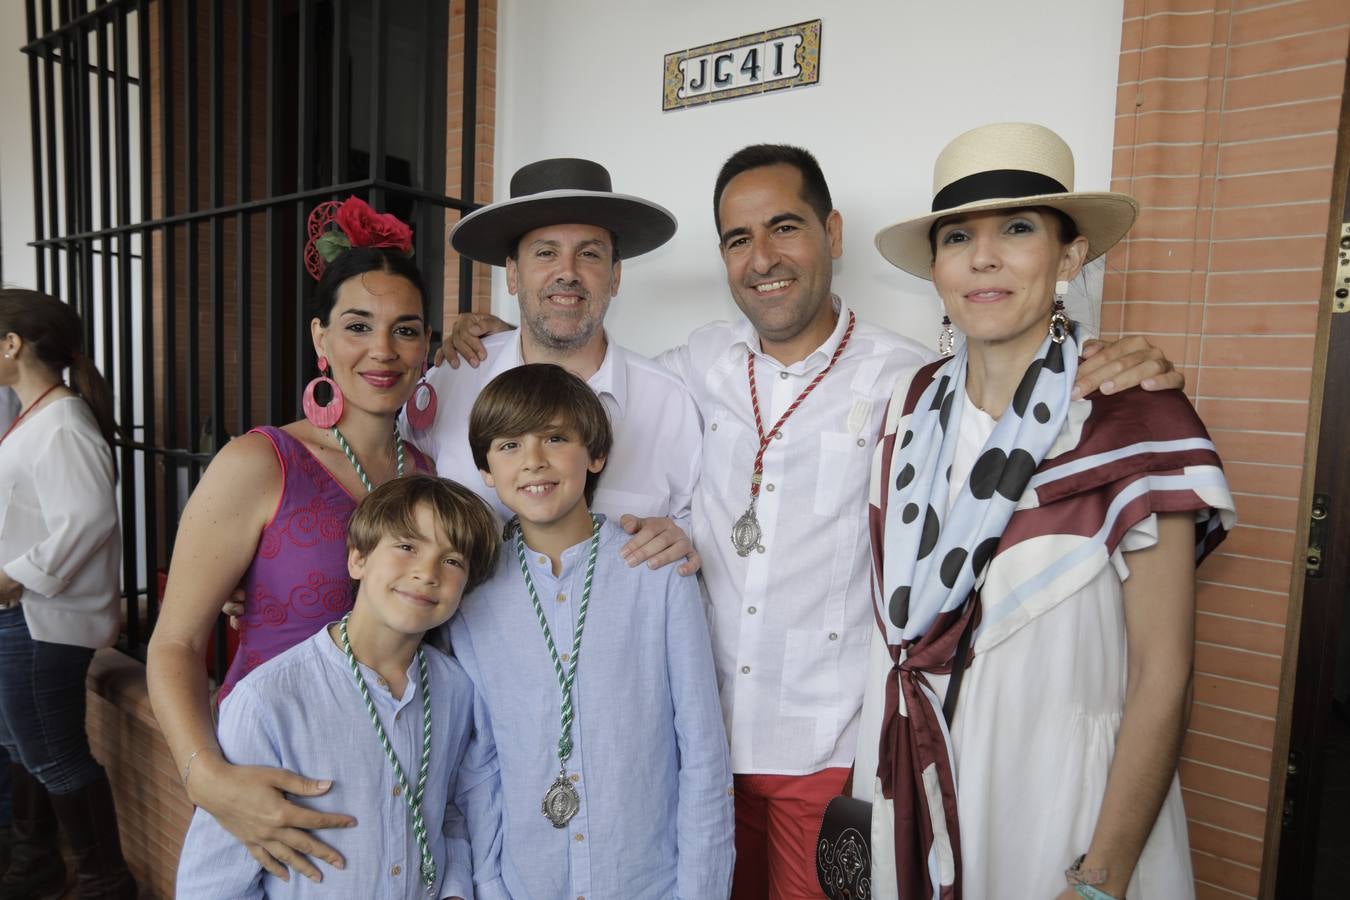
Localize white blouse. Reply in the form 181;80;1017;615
0;396;121;648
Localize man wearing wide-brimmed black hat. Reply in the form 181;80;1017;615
404;158;704;572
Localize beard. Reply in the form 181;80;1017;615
521;280;605;351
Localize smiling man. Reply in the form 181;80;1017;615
406;158;704;572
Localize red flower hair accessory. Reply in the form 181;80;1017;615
303;196;415;281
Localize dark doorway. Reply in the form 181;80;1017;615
1273;57;1350;900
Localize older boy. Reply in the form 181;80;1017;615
176;476;500;899
452;363;734;899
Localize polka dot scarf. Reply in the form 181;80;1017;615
874;329;1076;900
880;331;1075;647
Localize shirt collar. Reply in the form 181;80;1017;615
511;331;626;416
732;294;851;374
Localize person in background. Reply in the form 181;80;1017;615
0;290;136;898
147;198;436;885
857;122;1236;899
176;475;501;900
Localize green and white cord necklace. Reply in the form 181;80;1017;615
331;425;405;492
337;612;437;895
514;514;601;828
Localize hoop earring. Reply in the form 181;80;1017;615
302;355;344;428
939;314;955;357
1049;280;1070;345
403;361;438;431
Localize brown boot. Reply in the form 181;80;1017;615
48;769;136;899
0;765;66;900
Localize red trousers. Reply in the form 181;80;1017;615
731;767;850;900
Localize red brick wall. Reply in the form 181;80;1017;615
1102;2;1350;896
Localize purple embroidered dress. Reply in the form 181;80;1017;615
218;426;434;702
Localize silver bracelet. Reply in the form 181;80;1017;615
181;748;207;789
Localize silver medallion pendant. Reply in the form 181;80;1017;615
731;504;766;557
542;772;581;828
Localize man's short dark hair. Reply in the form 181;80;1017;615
468;363;613;505
712;144;834;235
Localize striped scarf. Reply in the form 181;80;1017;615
869;335;1233;899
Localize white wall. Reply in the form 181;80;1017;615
493;0;1125;356
0;0;39;291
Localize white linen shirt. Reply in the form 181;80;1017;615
0;397;121;649
404;330;702;529
659;298;932;775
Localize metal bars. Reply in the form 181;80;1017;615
22;0;478;669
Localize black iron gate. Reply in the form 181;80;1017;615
20;0;481;674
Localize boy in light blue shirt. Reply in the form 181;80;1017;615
452;363;734;899
177;475;501;899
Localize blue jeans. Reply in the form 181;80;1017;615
0;607;100;795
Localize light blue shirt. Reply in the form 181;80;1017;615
449;517;734;899
176;628;497;899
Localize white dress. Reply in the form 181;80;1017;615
855;403;1195;900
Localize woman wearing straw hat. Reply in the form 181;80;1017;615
853;123;1237;899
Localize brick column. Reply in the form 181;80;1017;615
1103;2;1350;897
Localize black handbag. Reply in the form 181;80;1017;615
815;794;873;899
815;617;974;899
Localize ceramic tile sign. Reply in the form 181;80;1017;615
663;20;822;112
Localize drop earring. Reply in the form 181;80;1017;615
1049;280;1070;344
939;314;955;357
302;355;344;428
403;360;438;431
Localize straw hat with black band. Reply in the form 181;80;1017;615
450;158;677;267
874;122;1138;280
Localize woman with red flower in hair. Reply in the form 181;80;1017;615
147;198;439;885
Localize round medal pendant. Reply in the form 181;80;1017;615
542;773;580;828
731;505;766;557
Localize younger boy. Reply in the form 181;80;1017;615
176;475;501;899
453;363;734;899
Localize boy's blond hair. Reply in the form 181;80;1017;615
347;474;500;590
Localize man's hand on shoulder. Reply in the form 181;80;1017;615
619;515;701;577
436;313;515;368
1075;335;1184;400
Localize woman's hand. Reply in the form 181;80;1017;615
189;750;355;882
0;571;22;607
435;313;515;368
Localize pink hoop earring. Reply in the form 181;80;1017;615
403;361;438;431
302;356;344;428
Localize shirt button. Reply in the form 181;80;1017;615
741;665;751;674
390;864;401;876
574;833;585;842
747;606;757;614
829;632;839;641
538;554;548;565
557;592;567;603
779;371;789;380
393;784;402;797
570;773;580;782
773;430;782;440
711;423;718;431
375;676;388;688
560;652;570;662
857;438;866;447
765;483;775;492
